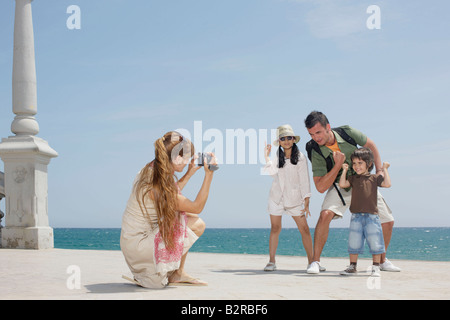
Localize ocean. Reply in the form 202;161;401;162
53;227;450;262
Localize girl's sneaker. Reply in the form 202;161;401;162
264;262;276;272
340;264;357;276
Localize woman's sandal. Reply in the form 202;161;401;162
122;275;143;287
168;277;208;286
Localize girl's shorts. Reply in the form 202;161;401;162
268;199;304;217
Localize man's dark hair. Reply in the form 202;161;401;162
304;111;329;129
351;147;374;172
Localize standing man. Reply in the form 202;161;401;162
304;111;400;274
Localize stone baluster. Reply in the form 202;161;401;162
0;171;5;234
0;0;58;249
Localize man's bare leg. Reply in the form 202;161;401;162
312;209;336;262
307;209;336;274
379;220;400;271
380;220;393;263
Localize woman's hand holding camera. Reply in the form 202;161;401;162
196;152;218;173
201;152;218;174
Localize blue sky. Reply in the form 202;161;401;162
1;0;449;228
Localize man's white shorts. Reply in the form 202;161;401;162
321;185;394;224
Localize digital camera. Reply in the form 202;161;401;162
197;152;219;171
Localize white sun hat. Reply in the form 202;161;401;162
273;124;300;146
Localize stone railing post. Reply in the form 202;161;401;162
0;0;58;249
0;171;5;241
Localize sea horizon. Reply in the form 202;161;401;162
52;227;450;262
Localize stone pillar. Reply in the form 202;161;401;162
0;0;58;249
0;171;5;238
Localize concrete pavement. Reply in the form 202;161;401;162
1;249;448;300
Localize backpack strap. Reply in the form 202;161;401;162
305;126;358;206
305;126;357;163
333;127;357;147
306;139;333;172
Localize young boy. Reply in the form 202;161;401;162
339;147;391;277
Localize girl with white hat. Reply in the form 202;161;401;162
263;124;313;271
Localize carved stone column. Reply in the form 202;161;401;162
0;171;5;238
0;0;58;249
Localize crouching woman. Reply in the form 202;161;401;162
120;131;215;288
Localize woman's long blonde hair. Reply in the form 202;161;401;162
134;131;194;250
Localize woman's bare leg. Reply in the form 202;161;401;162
169;214;205;283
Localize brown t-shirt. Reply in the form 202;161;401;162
348;173;384;214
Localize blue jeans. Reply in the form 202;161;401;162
348;213;385;255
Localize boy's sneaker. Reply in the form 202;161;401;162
340;264;357;276
306;261;326;274
380;259;401;272
371;265;381;277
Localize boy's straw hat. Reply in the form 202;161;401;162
273;124;300;146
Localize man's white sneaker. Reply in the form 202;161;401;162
307;262;319;274
380;259;401;272
307;261;325;274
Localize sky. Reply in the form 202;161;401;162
1;0;449;229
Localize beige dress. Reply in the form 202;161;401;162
120;172;199;288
